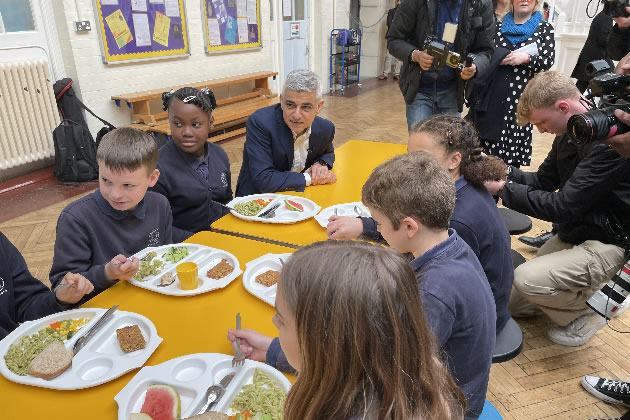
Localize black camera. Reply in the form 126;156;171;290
602;0;630;18
423;37;474;73
567;60;630;145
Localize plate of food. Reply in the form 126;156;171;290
242;253;293;307
115;353;290;420
227;194;321;224
0;307;161;390
313;202;371;228
130;244;242;296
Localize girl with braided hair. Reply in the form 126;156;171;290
327;114;514;334
150;87;232;242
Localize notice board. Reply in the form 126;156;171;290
94;0;190;64
202;0;262;53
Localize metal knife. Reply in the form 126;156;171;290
210;199;235;212
196;372;236;414
72;305;119;355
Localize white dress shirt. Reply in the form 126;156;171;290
291;126;312;185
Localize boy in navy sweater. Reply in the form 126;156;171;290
362;152;496;420
151;87;232;242
228;152;496;420
0;231;93;339
50;128;174;301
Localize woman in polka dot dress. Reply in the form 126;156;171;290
483;0;555;167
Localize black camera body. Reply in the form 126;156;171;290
423;37;473;73
603;0;630;18
567;60;630;145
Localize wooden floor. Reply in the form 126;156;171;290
1;79;628;419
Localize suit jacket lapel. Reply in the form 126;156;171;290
276;105;295;170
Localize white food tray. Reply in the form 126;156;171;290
242;253;293;306
314;202;371;228
227;194;321;224
130;244;242;296
115;353;291;419
0;308;162;390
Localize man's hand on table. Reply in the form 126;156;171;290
55;272;94;304
305;163;337;185
227;328;273;362
326;216;363;240
105;254;140;282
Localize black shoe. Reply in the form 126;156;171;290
518;231;552;248
582;375;630;407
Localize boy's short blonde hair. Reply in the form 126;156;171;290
96;127;158;174
362;152;455;230
517;71;581;126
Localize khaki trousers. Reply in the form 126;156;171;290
383;50;401;76
508;235;626;326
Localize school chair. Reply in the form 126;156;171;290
479;400;503;420
492;249;526;363
498;207;532;235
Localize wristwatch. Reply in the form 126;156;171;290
316;159;331;169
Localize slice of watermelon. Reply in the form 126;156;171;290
285;199;304;212
140;384;181;420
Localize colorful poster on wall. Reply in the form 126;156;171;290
202;0;261;52
94;0;189;63
153;11;170;46
105;9;134;48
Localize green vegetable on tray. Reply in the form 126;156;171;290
134;259;165;281
233;200;265;216
162;246;189;263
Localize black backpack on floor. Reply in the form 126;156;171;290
52;78;115;182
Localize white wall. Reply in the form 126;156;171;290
54;0;275;134
358;0;388;78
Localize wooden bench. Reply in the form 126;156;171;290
112;71;278;142
151;95;280;142
112;71;277;125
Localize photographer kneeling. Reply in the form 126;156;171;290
485;71;630;347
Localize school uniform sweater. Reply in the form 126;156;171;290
0;232;70;340
411;229;496;420
49;189;173;302
361;176;513;333
151;141;232;242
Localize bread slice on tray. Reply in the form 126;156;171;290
29;341;73;379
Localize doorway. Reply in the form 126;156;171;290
282;0;309;74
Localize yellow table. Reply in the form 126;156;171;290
212;140;406;246
2;232;294;420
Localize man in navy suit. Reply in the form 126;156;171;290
235;69;336;197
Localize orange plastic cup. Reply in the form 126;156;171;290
176;262;198;290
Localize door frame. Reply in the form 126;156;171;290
0;0;65;80
274;0;313;85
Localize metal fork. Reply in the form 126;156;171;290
232;313;245;367
259;202;281;219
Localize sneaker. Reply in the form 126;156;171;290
581;375;630;407
519;231;553;248
378;74;387;80
546;312;606;346
393;74;400;80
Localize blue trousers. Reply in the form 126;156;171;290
405;85;459;132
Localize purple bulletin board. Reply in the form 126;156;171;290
94;0;190;64
202;0;262;53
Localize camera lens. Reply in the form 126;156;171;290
568;108;630;145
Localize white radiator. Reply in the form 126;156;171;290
0;59;59;170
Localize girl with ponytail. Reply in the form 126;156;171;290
150;87;232;242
